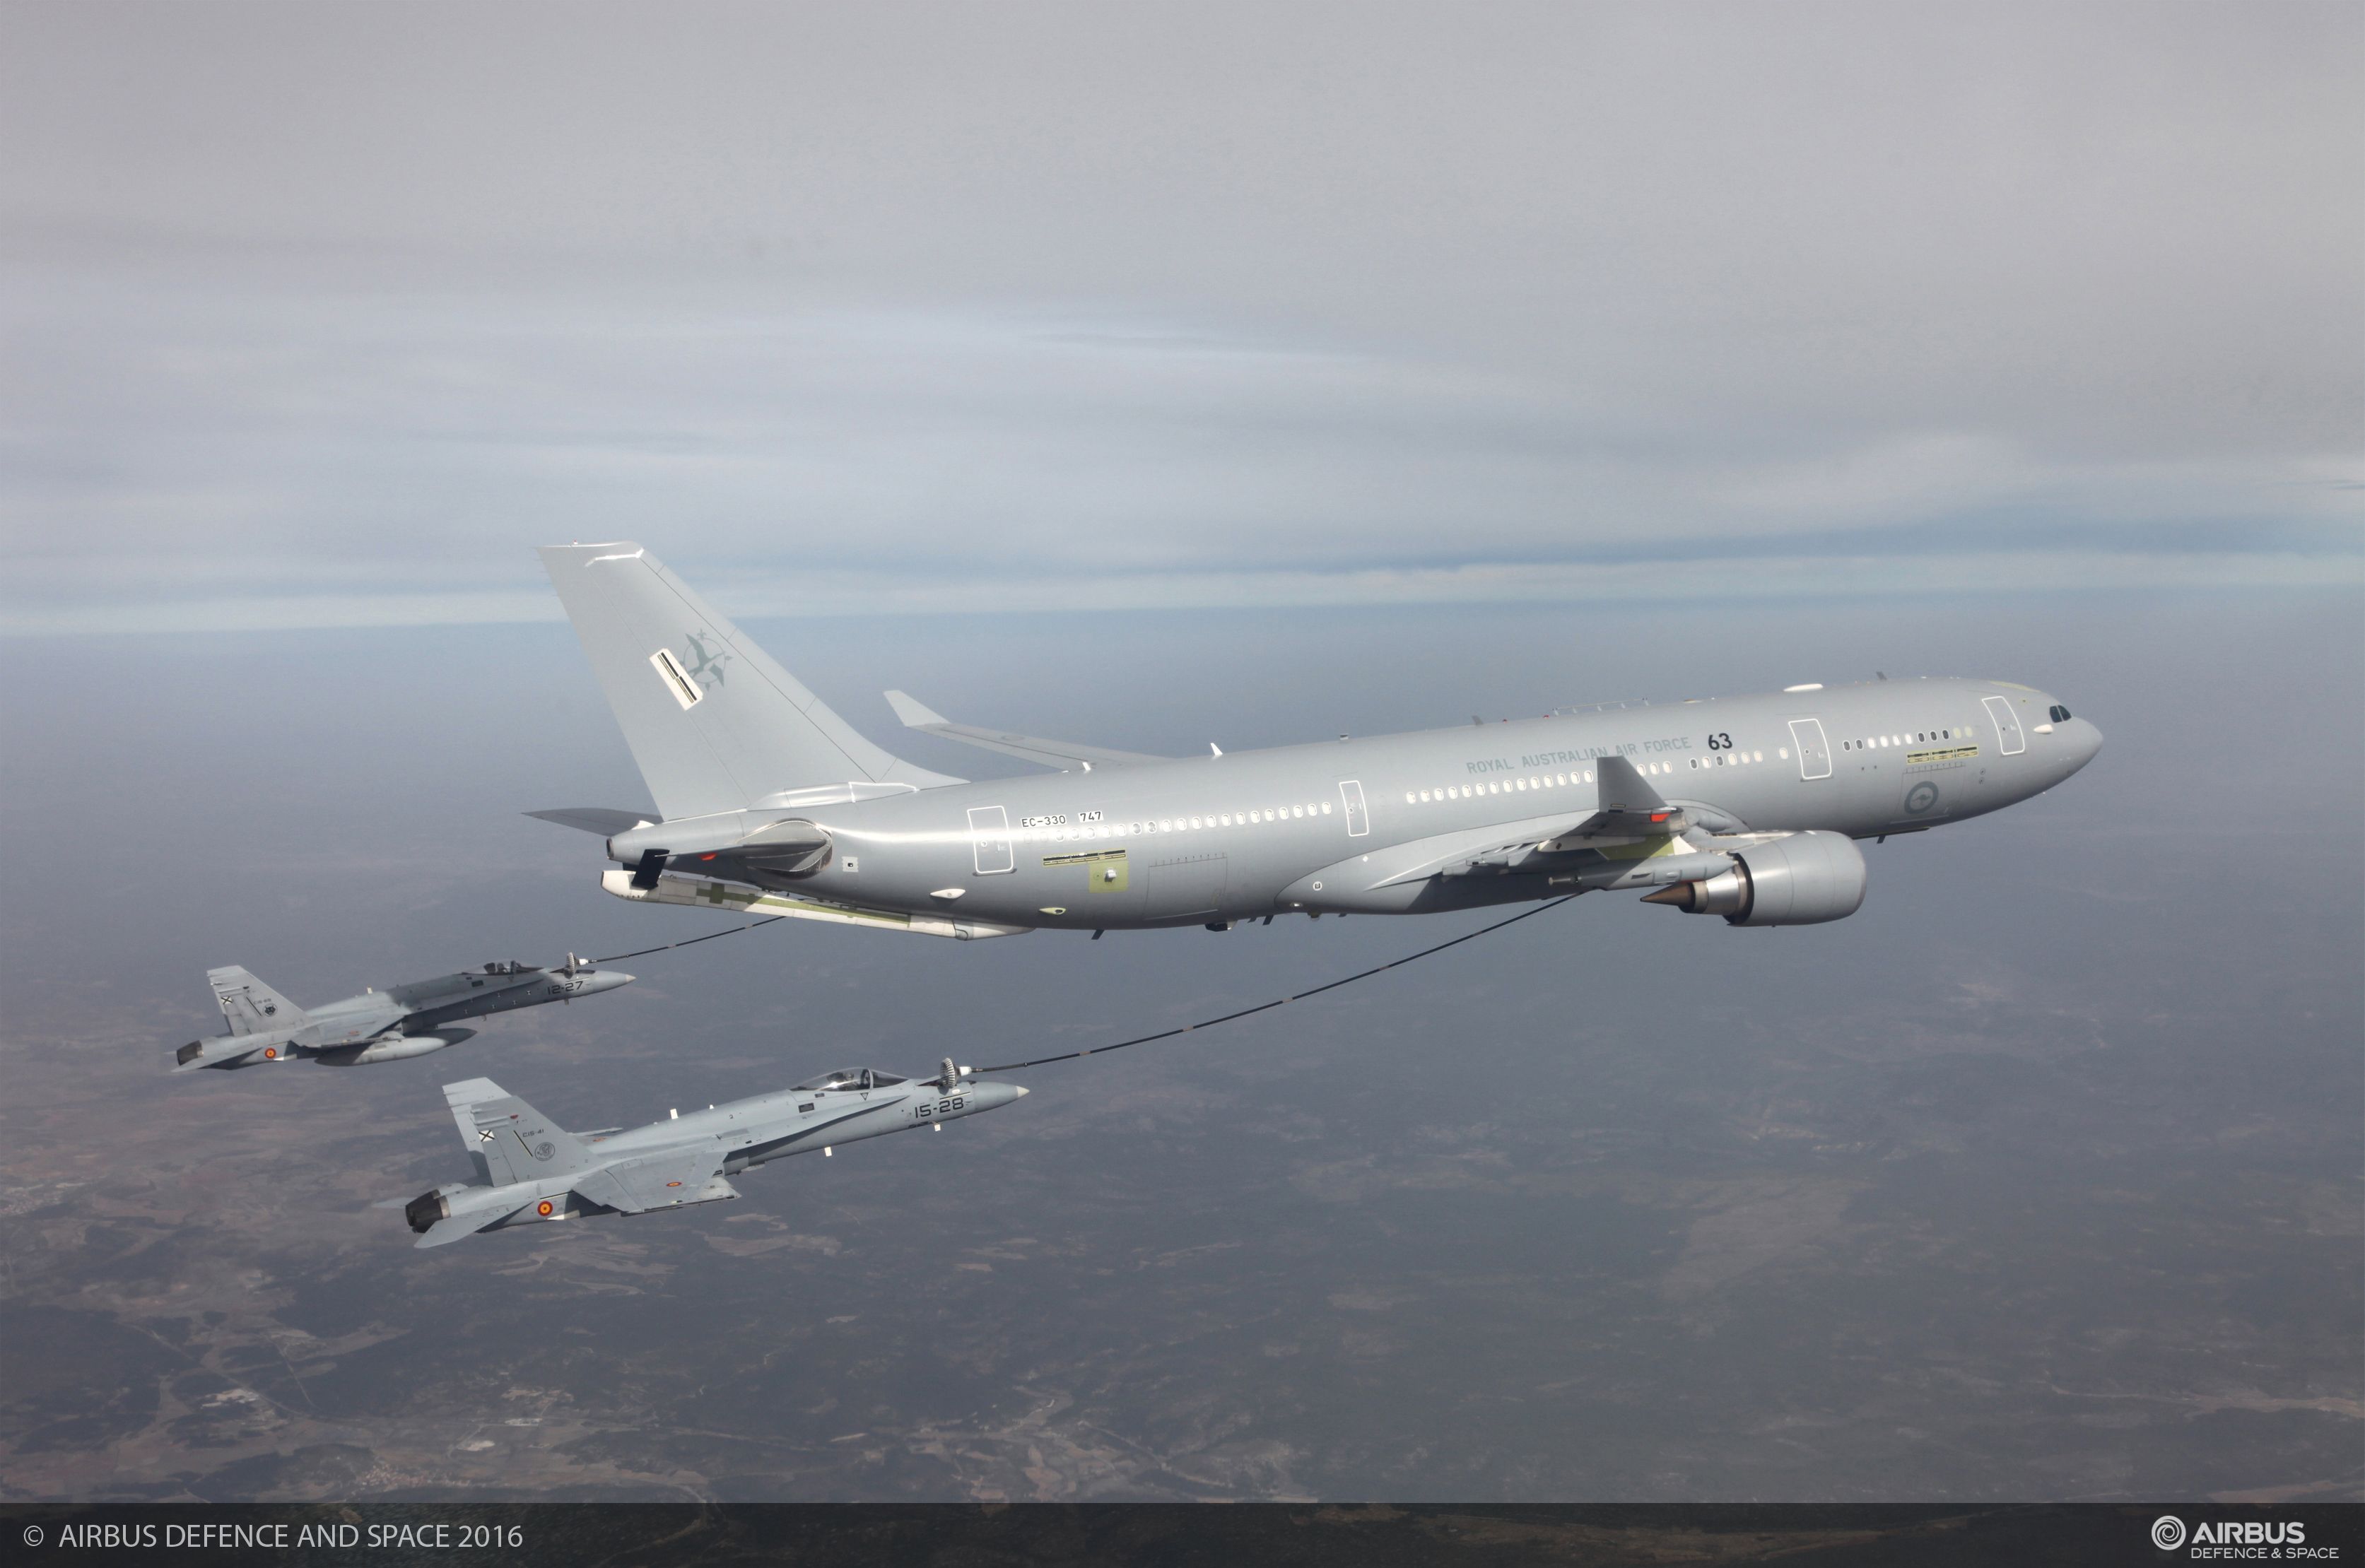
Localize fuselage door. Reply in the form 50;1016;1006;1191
1980;695;2026;756
967;806;1015;875
1338;779;1371;837
1788;718;1833;780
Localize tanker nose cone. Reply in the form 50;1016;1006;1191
2061;717;2103;774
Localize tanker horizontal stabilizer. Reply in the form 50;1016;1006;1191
884;690;1171;772
599;866;1033;939
526;807;655;837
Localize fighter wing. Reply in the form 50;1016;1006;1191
884;690;1171;772
571;1148;738;1215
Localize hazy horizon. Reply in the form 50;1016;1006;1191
3;584;2358;1501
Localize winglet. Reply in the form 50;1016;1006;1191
884;690;950;729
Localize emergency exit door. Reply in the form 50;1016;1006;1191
1788;718;1833;780
1981;695;2026;755
968;806;1014;874
1338;779;1370;837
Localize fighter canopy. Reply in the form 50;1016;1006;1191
793;1067;908;1092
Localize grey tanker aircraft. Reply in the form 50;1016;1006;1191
532;543;2101;938
172;956;631;1072
393;1061;1028;1247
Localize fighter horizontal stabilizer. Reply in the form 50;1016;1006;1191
884;690;1171;772
412;1209;512;1250
525;807;655;837
572;1149;736;1215
172;1033;292;1073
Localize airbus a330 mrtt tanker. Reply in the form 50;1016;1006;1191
532;543;2101;938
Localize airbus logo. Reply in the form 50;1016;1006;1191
2152;1515;2329;1559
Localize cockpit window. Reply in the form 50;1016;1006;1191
2048;705;2072;722
792;1067;908;1092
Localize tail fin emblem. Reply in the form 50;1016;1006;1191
680;631;730;691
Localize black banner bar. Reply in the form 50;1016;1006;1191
3;1502;2357;1568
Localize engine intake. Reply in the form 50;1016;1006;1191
1643;830;1866;926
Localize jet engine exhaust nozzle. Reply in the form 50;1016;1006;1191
404;1189;452;1234
1641;830;1867;926
1643;868;1751;916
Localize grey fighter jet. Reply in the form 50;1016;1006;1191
532;541;2103;938
393;1060;1028;1247
172;957;632;1072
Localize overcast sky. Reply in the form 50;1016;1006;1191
2;2;2358;632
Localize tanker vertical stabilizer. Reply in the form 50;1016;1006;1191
537;543;959;820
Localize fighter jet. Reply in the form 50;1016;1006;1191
171;956;632;1072
392;1060;1028;1247
532;542;2103;939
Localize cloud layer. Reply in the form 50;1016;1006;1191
3;3;2357;631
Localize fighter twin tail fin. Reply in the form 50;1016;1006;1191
443;1077;594;1187
207;966;307;1037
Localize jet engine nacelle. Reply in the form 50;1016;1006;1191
1643;830;1866;926
321;1028;478;1066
